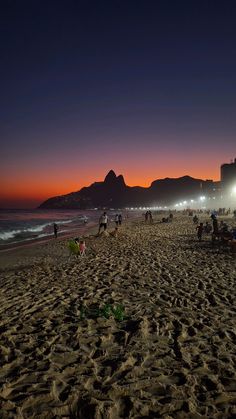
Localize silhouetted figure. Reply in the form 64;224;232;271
53;223;58;238
196;223;204;241
193;215;198;224
149;211;153;223
115;214;119;227
212;217;219;235
211;212;217;221
118;214;122;225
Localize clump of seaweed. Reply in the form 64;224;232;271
79;303;126;322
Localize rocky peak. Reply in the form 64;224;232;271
104;170;117;184
117;174;126;186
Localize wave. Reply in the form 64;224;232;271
0;224;51;241
0;230;22;240
0;229;69;246
0;217;88;242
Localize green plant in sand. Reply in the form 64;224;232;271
111;305;125;321
99;303;113;319
68;239;79;255
78;303;126;322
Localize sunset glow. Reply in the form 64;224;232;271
0;155;224;208
1;1;236;208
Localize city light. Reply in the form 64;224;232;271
172;184;236;210
231;185;236;195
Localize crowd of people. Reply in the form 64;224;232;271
54;207;236;257
194;211;236;252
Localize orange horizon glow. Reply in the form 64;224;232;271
0;164;221;209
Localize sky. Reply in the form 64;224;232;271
1;0;236;208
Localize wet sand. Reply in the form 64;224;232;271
0;215;236;418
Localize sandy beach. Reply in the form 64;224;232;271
0;214;236;418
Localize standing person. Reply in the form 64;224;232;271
145;212;149;223
115;214;119;227
53;223;58;238
196;222;204;241
212;215;219;235
98;212;108;234
118;214;122;226
149;211;153;223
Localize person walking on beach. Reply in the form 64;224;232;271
98;212;108;234
53;223;58;238
115;214;119;227
118;214;122;226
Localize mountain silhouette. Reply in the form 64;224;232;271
39;170;214;209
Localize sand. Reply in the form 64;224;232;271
0;215;236;418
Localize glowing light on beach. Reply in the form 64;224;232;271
199;196;206;201
231;185;236;194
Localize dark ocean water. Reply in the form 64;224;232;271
0;209;100;247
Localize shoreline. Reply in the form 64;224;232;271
0;221;98;253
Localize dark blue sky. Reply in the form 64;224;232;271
1;0;236;207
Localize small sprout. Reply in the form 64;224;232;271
100;303;113;319
112;305;125;321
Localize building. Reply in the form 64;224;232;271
221;158;236;190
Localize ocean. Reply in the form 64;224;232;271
0;209;101;248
